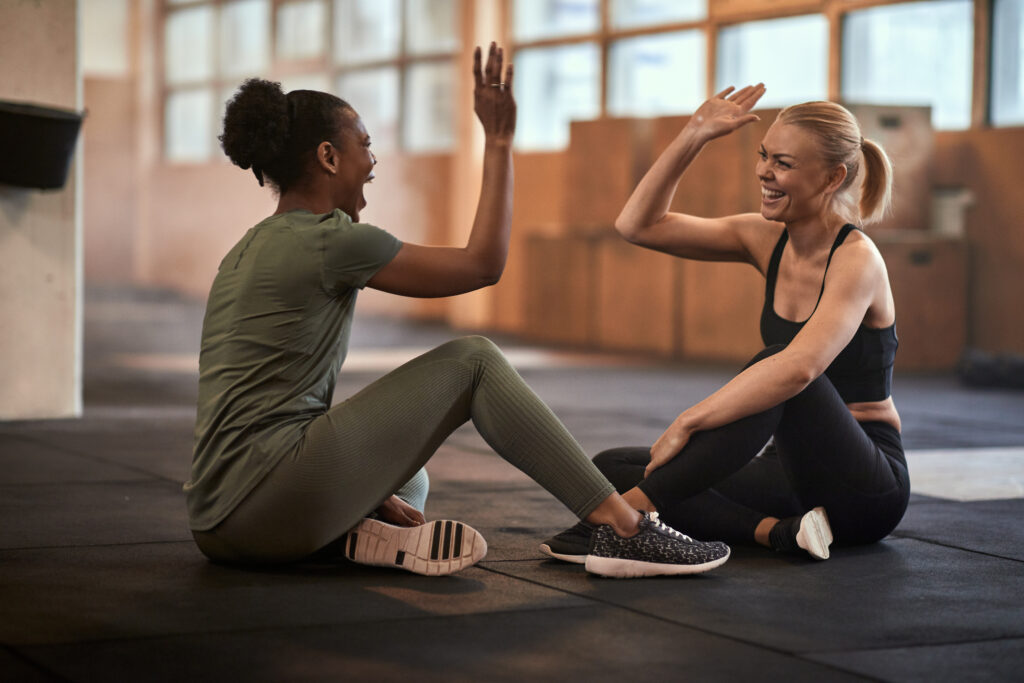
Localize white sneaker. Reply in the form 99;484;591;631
344;518;486;576
795;507;833;560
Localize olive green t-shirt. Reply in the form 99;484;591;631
185;209;402;531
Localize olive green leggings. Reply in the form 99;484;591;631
193;336;614;563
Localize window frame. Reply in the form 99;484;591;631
506;0;998;148
158;0;463;164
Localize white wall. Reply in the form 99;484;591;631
0;0;83;419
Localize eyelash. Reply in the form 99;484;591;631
758;151;791;169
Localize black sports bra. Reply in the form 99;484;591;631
760;224;898;403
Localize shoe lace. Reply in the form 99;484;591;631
648;511;695;543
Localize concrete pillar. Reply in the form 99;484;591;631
0;0;83;419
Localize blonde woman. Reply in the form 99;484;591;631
542;85;908;563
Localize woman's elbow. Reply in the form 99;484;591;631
614;217;644;244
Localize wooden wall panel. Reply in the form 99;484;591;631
523;234;599;347
488;152;569;334
84;77;138;284
564;118;653;232
595;236;678;356
878;234;967;370
935;128;1024;355
678;260;764;362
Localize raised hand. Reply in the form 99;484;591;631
473;42;516;145
688;84;766;142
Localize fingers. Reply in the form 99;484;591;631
483;42;502;85
730;83;766;110
503;61;514;93
714;86;736;100
472;46;483;88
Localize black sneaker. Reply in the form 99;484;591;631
539;520;595;564
585;511;730;578
344;518;487;576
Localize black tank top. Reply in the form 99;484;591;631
760;224;898;403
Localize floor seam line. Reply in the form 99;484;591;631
475;564;876;680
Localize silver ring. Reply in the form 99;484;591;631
490;83;505;88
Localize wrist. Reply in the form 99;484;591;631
484;136;514;150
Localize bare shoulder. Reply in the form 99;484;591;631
836;228;887;273
730;214;784;275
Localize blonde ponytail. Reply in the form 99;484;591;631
859;137;893;225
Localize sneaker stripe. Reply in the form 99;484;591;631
453;523;464;556
347;532;358;560
430;521;442;560
443;521;453;560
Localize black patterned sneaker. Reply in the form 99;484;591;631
344;518;487;576
539;520;595;564
585;511;730;578
769;507;832;560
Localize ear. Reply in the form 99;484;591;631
823;163;847;195
315;140;338;174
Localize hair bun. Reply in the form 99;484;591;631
219;78;290;171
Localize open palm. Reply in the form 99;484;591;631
691;84;766;141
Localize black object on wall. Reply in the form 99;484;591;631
0;99;85;190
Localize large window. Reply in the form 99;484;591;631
163;1;1019;162
717;15;829;109
161;0;461;162
608;31;706;118
842;0;973;130
993;0;1024;126
511;0;709;150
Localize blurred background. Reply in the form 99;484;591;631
1;0;1022;419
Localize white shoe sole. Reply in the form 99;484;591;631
345;518;486;576
584;547;730;578
796;507;833;560
538;543;586;565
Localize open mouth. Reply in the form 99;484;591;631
761;187;785;204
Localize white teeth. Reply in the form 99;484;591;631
762;188;784;199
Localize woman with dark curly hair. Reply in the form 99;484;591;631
185;44;731;578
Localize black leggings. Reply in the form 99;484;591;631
595;346;910;546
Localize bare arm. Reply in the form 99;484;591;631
616;85;775;266
367;43;516;298
645;240;885;476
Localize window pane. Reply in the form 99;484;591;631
165;6;214;85
166;88;214;162
611;0;705;29
276;0;326;59
842;1;972;130
403;61;456;152
609;30;705;117
406;0;460;55
512;0;599;42
339;67;399;153
279;73;332;93
515;43;600;150
220;0;270;77
334;0;401;65
993;0;1024;126
717;14;828;108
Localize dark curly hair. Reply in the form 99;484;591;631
219;78;353;193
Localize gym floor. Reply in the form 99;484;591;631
2;287;1022;682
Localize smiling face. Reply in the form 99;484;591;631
756;122;841;225
328;108;377;222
